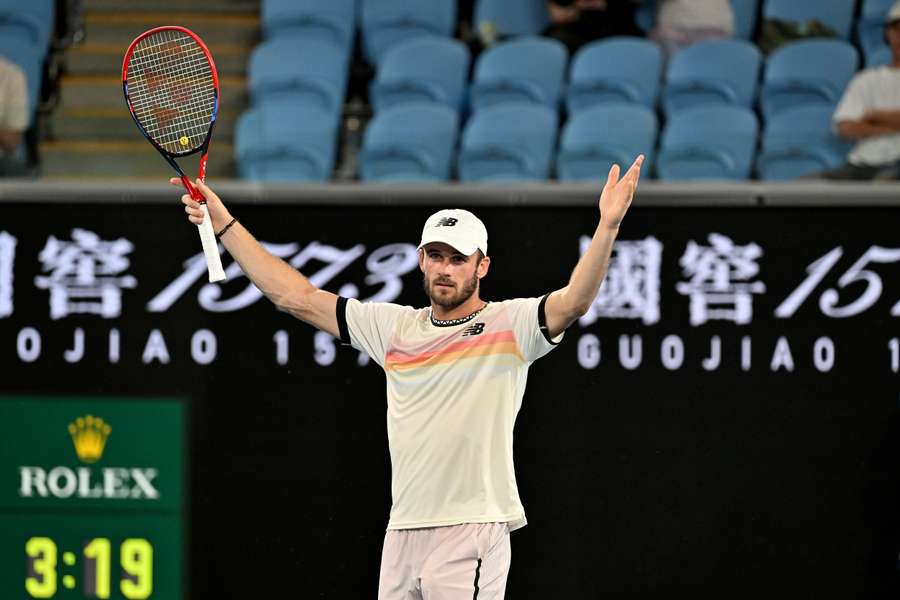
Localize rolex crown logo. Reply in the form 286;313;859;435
68;415;112;464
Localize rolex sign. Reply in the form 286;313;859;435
0;397;183;511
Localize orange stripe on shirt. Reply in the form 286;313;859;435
385;330;520;369
386;340;523;372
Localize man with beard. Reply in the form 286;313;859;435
173;154;643;599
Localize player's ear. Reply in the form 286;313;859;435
418;248;426;272
477;255;490;279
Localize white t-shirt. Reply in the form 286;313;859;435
656;0;735;33
832;66;900;166
338;295;563;531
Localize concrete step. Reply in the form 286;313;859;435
82;12;260;47
67;41;251;77
40;140;236;179
84;0;259;14
48;106;241;142
56;74;248;110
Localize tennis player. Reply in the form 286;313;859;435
173;154;643;599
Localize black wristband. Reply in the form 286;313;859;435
216;218;237;239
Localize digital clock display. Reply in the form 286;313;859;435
0;397;185;599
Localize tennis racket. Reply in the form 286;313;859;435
122;25;226;283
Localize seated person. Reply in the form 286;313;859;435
819;3;900;180
0;56;28;176
544;0;643;55
650;0;735;57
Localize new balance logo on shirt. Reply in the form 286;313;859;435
461;323;485;337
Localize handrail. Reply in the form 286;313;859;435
0;180;898;207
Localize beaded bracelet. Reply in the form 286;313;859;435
216;218;237;239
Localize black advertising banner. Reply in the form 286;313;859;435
0;202;898;599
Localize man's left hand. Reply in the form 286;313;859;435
598;155;644;231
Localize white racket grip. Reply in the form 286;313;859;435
197;204;226;282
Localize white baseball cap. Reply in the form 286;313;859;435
889;1;900;24
418;209;488;256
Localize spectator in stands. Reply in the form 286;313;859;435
817;2;900;180
544;0;643;55
650;0;735;57
0;56;28;177
0;56;29;176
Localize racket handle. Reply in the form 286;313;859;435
198;205;226;283
181;175;225;283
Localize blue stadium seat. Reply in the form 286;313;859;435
473;0;549;39
359;103;459;182
566;37;662;113
556;103;657;182
759;39;859;120
261;0;356;55
867;44;892;67
656;105;759;180
732;0;760;39
755;105;850;180
762;0;855;38
370;37;470;113
469;37;568;112
248;38;348;117
661;39;762;116
361;0;457;65
0;0;53;49
458;103;558;182
235;102;340;182
0;8;48;51
857;0;895;63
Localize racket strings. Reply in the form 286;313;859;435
126;29;216;154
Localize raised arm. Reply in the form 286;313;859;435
543;155;644;338
835;118;895;140
174;178;340;337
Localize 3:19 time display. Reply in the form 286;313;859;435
25;537;153;599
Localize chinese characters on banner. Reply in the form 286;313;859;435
676;233;766;326
579;235;663;326
33;229;137;320
1;228;898;373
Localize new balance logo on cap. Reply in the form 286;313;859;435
418;209;488;256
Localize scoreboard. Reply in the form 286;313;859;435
0;397;185;599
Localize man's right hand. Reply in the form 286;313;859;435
169;177;233;233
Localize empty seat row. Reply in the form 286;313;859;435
261;0;455;64
235;101;847;183
253;0;875;131
364;35;859;122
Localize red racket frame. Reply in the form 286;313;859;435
122;25;220;203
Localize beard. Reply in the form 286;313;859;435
423;272;479;310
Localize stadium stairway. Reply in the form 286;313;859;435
41;0;259;179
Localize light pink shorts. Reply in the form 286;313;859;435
377;522;511;599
